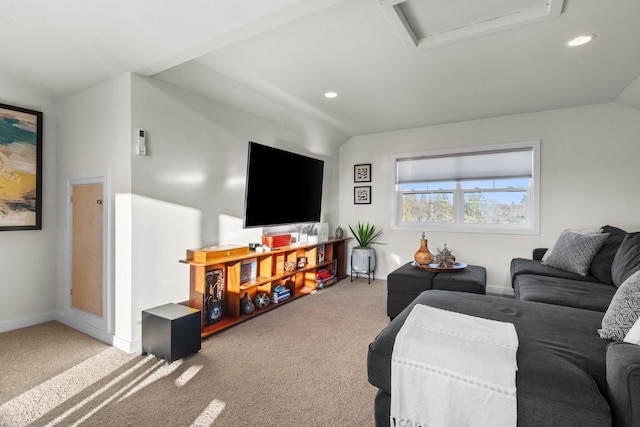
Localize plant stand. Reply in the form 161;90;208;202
351;249;373;284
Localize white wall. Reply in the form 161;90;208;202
130;75;340;246
56;74;131;341
114;193;201;352
55;74;132;343
339;103;640;293
0;78;57;332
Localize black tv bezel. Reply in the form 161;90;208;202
243;141;324;228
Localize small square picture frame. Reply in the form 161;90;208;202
354;163;371;183
354;186;371;205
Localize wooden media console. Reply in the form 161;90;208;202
180;238;348;338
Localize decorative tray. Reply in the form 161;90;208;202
412;261;467;272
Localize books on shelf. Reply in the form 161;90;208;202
206;299;223;324
271;285;291;303
273;253;285;275
315;268;336;289
272;287;290;297
330;259;338;276
240;258;257;283
271;292;291;303
316;276;337;289
206;268;224;301
205;268;224;325
317;244;325;263
316;276;336;288
316;268;331;280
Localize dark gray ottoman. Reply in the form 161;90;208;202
386;262;486;318
387;263;437;319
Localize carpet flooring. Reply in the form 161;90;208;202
0;278;389;426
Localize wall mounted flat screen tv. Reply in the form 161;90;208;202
243;141;324;228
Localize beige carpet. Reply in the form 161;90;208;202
0;278;389;426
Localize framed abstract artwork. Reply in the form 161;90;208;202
354;186;371;204
0;103;43;231
354;163;371;182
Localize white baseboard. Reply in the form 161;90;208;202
486;285;514;296
54;313;115;347
0;312;57;334
0;312;117;349
2;312;142;355
112;335;141;354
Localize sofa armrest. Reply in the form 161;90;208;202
606;341;640;427
532;248;548;261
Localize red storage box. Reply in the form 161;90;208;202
261;234;291;249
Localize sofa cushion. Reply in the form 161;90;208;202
611;232;640;288
541;230;609;276
590;225;627;284
511;258;601;285
368;290;612;426
605;342;640;427
514;274;616;312
599;270;640;341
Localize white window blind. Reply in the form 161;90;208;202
396;148;533;184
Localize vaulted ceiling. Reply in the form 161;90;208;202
2;0;639;144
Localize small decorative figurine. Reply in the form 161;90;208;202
335;225;344;239
434;244;456;268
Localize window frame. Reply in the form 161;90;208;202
393;140;540;235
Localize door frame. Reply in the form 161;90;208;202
66;170;111;338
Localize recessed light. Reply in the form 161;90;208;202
566;34;595;47
324;91;338;99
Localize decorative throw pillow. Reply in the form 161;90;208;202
624;318;640;345
599;269;640;341
542;227;603;264
611;232;640;288
589;225;627;284
541;230;609;276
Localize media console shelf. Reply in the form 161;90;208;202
180;238;348;338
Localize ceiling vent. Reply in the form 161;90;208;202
379;0;565;51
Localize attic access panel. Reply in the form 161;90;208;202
379;0;564;50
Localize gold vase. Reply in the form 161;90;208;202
414;233;432;265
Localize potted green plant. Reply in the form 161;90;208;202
349;221;383;277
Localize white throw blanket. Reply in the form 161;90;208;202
391;304;518;427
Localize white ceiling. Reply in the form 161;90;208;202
2;0;639;144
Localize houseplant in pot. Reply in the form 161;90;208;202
349;221;384;277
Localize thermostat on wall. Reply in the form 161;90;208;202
137;128;147;156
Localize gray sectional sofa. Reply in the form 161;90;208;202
510;225;629;312
368;225;640;426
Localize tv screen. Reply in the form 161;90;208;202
243;142;324;228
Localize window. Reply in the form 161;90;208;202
395;141;540;234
